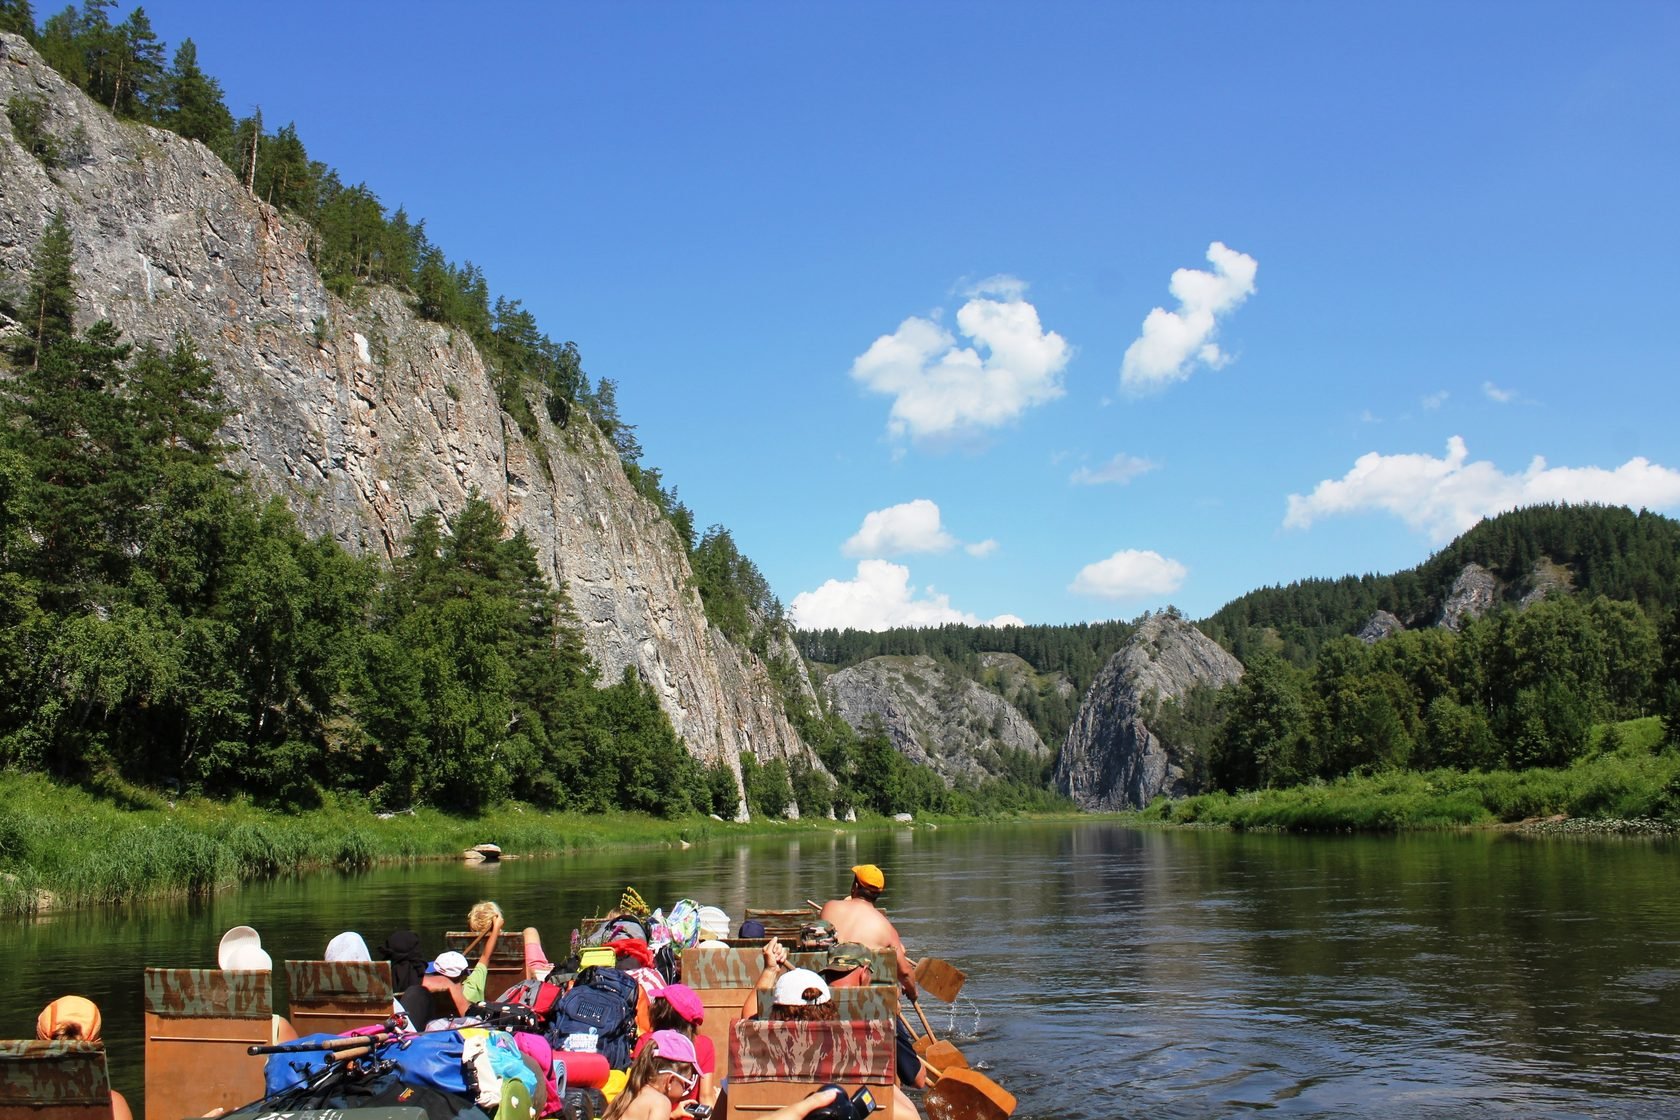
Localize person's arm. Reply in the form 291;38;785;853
465;914;504;1003
740;936;788;1019
885;924;917;1000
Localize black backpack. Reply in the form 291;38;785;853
548;965;639;1070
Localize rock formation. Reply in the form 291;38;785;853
0;34;813;796
1436;563;1501;630
823;655;1050;787
1053;613;1244;811
1358;610;1405;643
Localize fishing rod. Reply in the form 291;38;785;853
246;1009;539;1057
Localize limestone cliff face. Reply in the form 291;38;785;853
0;34;811;793
1053;613;1244;811
823;655;1050;787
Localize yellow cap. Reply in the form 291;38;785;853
852;864;885;890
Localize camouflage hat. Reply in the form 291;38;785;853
823;943;872;974
798;919;838;948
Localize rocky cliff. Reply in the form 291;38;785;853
1053;612;1244;810
0;34;812;800
823;655;1050;787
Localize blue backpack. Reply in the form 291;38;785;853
548;965;639;1070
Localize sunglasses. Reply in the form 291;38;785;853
658;1067;699;1091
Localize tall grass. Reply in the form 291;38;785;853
1158;719;1680;833
0;773;873;917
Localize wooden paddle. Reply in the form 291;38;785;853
914;957;968;1003
924;1073;1013;1120
903;997;1015;1115
904;1034;1016;1117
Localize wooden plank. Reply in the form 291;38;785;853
284;960;394;1036
728;1080;893;1120
0;1041;111;1120
143;969;270;1120
696;985;754;1084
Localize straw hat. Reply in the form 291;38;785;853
218;926;273;971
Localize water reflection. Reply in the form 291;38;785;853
3;824;1677;1118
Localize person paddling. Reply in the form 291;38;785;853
817;864;917;999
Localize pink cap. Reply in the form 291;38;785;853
658;983;704;1025
648;1029;698;1065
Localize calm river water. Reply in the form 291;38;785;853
4;822;1678;1118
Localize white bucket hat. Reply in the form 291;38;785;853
218;926;273;971
696;905;731;940
325;932;372;963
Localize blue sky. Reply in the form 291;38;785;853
138;1;1680;628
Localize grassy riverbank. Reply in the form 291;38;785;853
1155;718;1680;832
0;772;931;917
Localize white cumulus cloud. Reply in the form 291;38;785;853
1120;241;1258;392
1068;549;1188;599
789;560;1020;631
1422;390;1449;410
1483;381;1517;403
850;277;1070;441
965;539;999;558
1069;452;1159;486
1284;436;1680;542
842;499;957;557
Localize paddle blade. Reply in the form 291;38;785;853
925;1039;968;1070
916;957;968;1003
925;1077;1011;1120
914;1032;937;1056
940;1067;1017;1116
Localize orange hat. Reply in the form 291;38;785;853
37;995;102;1041
852;864;885;891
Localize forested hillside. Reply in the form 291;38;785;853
796;620;1135;747
1202;504;1680;666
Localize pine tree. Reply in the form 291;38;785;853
0;0;36;40
12;211;77;373
160;38;234;152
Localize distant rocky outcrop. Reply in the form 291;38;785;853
1358;610;1405;643
1436;563;1501;630
0;34;814;798
823;655;1050;787
1519;557;1574;609
978;651;1075;702
1054;613;1244;811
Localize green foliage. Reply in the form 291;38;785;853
6;93;60;164
691;524;781;649
1164;738;1680;832
741;753;793;818
1203;504;1680;666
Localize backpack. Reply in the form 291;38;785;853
549;965;639;1070
652;941;680;986
496;976;565;1026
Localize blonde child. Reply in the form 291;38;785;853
601;1030;701;1120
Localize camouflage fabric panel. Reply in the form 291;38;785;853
285;960;394;1001
143;967;272;1018
445;931;525;966
788;947;897;979
680;948;760;988
750;987;897;1023
0;1041;110;1104
730;1020;893;1083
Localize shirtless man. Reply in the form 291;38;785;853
818;864;917;999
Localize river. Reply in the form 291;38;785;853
5;822;1678;1118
